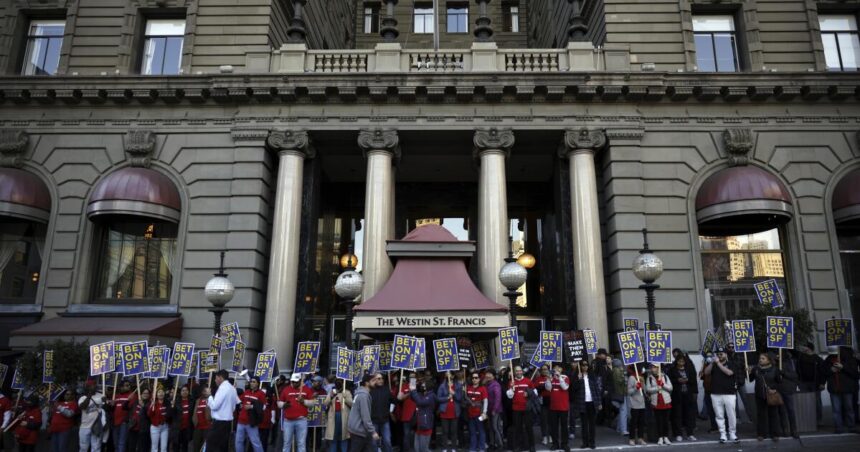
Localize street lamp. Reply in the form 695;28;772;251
499;236;528;328
335;250;363;350
204;251;235;335
632;228;664;327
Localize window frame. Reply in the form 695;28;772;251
692;14;741;73
446;2;469;34
19;18;65;76
139;17;186;76
819;13;860;71
363;2;381;34
502;3;520;33
413;3;435;34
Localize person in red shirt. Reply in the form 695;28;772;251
49;390;79;452
0;390;13;435
506;366;537;452
108;379;137;452
191;386;211;452
172;386;193;452
435;372;462;452
396;372;418;452
544;364;571;451
646;363;673;446
258;384;277;452
533;365;552;446
14;396;41;452
278;373;315;452
148;388;172;452
236;377;265;452
465;372;488;452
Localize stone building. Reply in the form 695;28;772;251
0;0;858;370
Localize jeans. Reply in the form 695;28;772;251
192;429;208;452
831;392;857;432
547;410;568;450
778;392;797;436
401;420;414;452
468;417;486;451
236;423;264;452
413;434;431;452
703;392;717;430
440;418;457;449
150;424;168;452
113;423;129;452
79;427;102;452
282;418;308;452
373;421;392;452
711;394;737;439
613;397;629;434
798;382;823;424
539;405;550;438
350;434;375;452
52;430;72;452
488;412;504;449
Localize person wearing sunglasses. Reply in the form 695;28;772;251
466;373;488;452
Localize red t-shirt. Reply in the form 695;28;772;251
112;391;137;426
238;389;266;425
130;401;143;432
14;407;41;445
398;384;417;422
148;400;169;426
259;394;275;429
48;401;78;433
466;386;487;418
0;396;13;423
279;385;314;420
178;399;192;430
440;394;457;419
510;378;534;412
195;399;210;430
548;375;570;412
534;375;551;398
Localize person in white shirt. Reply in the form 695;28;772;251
573;361;602;450
207;369;240;452
78;381;105;452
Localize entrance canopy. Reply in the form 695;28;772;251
353;224;508;334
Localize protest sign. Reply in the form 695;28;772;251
766;316;794;349
352;349;363;382
472;342;491;370
617;331;645;366
623;318;639;332
11;363;25;390
378;342;393;372
0;363;6;386
231;341;246;373
646;331;672;364
645;322;662;331
209;335;222;355
120;342;149;376
583;329;598;355
114;342;127;374
307;395;326;428
825;318;853;347
564;331;587;363
360;345;380;375
529;346;549;369
754;279;785;308
220;322;241;349
392;335;416;370
701;330;717;355
415;338;426;370
539;331;563;363
498;327;519;361
148;346;170;379
335;348;353;381
169;342;196;377
190;353;199;380
433;338;459;373
457;337;473;369
43;350;54;384
89;342;115;376
254;352;277;383
200;351;219;373
731;320;756;353
294;341;321;374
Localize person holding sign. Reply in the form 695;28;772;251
236;377;266;452
13;396;41;452
191;386;211;452
435;371;463;452
323;379;353;452
506;366;537;452
704;347;740;444
172;386;193;452
107;379;138;452
49;389;79;452
278;373;315;452
544;364;570;451
78;381;106;452
148;388;172;452
748;352;782;441
571;361;601;450
822;346;859;434
626;366;647;446
645;363;674;446
208;370;241;452
465;371;488;452
395;371;419;452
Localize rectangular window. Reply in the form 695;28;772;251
363;3;380;34
95;221;177;302
693;15;739;72
447;3;468;33
414;4;435;34
22;19;65;75
820;14;860;71
141;19;185;75
502;4;519;32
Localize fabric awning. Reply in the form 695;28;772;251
0;167;51;222
88;167;181;222
833;167;860;224
695;165;793;233
8;316;183;349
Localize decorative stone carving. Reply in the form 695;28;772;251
357;129;400;159
266;130;315;158
473;0;494;42
561;128;606;156
474;128;514;153
0;129;28;167
380;0;399;42
722;128;754;166
286;0;308;43
124;129;157;167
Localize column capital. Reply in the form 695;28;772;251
560;128;606;157
474;127;514;155
266;129;316;158
358;128;401;159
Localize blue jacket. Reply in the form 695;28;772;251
410;391;436;431
435;380;464;417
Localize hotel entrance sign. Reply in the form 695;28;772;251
353;312;510;332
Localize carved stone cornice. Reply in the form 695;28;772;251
266;129;315;158
722;128;754;166
357;129;401;160
0;129;29;168
231;127;270;143
124;129;157;167
561;128;606;157
473;128;514;156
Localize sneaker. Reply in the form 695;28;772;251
719;436;727;444
628;440;635;446
686;435;697;441
542;437;549;446
657;438;664;446
732;436;740;444
664;437;672;445
637;439;647;445
675;436;683;442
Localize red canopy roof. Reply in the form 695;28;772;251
355;225;507;312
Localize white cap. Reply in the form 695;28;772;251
290;373;302;382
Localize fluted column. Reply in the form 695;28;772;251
474;128;514;305
562;128;609;348
262;130;314;369
358;129;400;300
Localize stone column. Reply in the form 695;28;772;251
562;128;609;348
474;128;514;305
358;129;400;300
262;130;314;368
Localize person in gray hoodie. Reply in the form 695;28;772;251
348;374;379;452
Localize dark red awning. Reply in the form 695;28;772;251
0;168;51;222
695;165;793;233
9;316;182;349
88;167;181;222
833;167;860;224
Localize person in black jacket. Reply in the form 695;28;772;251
590;350;611;426
822;346;859;434
370;372;394;452
667;354;698;441
749;352;782;441
773;350;799;438
572;361;602;450
795;343;825;426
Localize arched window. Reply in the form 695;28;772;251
695;165;794;326
832;167;860;333
0;168;50;304
87;167;180;303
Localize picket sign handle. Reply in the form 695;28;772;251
47;382;52;404
531;368;539;379
172;377;181;405
634;365;643;397
15;391;21;410
743;352;749;376
135;375;142;402
509;361;514;385
779;349;783;371
102;374;106;398
112;373;119;399
208;371;213;388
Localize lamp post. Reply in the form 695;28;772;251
499;236;528;328
335;250;364;350
204;251;235;335
632;228;664;327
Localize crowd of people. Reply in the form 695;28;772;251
0;343;858;452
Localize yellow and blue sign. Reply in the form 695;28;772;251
646;331;672;364
148;346;170;379
220;322;241;349
826;318;853;347
754;279;785;308
43;350;54;384
361;345;380;375
200;351;219;374
89;342;115;376
392;335;418;370
209;335;222;355
766;316;794;349
416;338;426;370
307;395;326;428
644;322;662;331
538;331;563;363
336;347;353;380
294;341;321;374
0;363;7;386
731;320;756;352
378;342;393;372
583;329;598;354
231;341;246;373
11;363;25;390
529;345;549;369
254;352;277;382
433;338;459;372
472;342;491;370
701;330;717;355
120;341;149;376
498;327;519;361
617;331;644;365
169;342;196;377
624;318;639;332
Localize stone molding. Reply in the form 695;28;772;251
561;128;606;157
231;127;271;143
473;127;514;153
124;129;156;167
0;128;29;168
722;128;754;166
265;129;316;158
357;128;401;160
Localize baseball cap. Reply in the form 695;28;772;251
290;373;302;382
312;376;324;383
